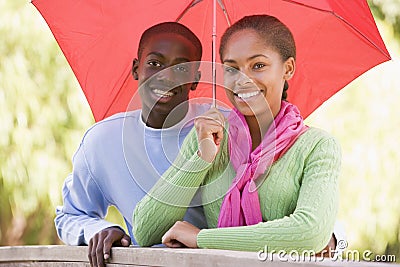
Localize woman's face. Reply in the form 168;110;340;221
221;29;294;118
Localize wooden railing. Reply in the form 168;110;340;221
0;245;398;266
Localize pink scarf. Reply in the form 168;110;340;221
217;101;308;227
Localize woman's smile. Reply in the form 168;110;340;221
233;90;263;102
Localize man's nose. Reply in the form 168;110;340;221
156;67;175;86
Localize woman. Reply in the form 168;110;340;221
133;15;341;253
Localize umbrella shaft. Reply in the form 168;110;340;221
212;0;217;107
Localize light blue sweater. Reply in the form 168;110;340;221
55;103;226;245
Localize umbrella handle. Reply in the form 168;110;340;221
212;0;217;107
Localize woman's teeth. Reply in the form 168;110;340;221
153;89;175;98
237;91;260;99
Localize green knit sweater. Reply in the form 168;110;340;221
133;126;341;252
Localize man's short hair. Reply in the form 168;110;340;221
137;22;202;61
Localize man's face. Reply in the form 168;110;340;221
135;33;200;118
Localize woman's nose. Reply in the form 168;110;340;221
235;71;253;87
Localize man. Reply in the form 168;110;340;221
55;22;220;267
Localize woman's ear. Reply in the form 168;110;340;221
132;58;139;80
284;57;295;80
190;71;201;91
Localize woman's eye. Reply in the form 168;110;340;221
254;63;265;69
148;61;162;67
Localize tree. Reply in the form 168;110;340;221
0;0;93;245
369;0;400;41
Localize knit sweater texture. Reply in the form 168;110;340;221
133;125;341;252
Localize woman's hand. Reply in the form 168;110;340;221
194;107;225;163
161;221;200;248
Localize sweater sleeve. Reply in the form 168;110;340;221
55;142;122;245
133;128;213;247
197;136;341;253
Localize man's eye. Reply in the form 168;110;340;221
174;65;188;72
224;66;238;74
148;61;161;67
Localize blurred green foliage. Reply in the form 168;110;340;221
0;0;95;245
0;0;399;262
370;0;400;40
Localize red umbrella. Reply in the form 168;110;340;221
32;0;391;121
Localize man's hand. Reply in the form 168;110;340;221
88;226;131;267
161;221;200;248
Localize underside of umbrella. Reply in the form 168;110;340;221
32;0;391;121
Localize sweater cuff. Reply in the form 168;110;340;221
197;226;265;252
197;228;238;249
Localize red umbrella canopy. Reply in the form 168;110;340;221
32;0;391;121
